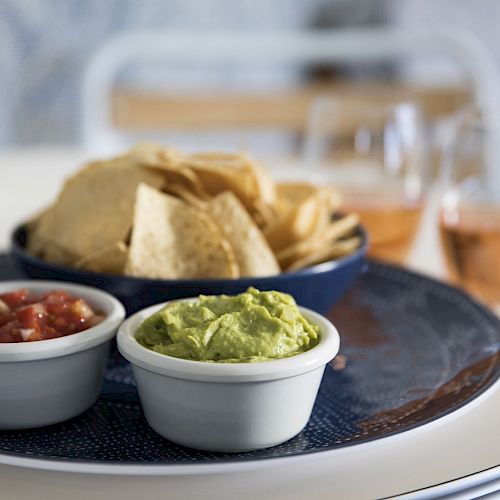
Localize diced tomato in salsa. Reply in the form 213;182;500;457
0;289;105;343
0;289;29;309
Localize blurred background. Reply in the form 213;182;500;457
1;0;500;310
0;0;489;149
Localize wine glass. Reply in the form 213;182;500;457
439;106;500;313
302;95;427;265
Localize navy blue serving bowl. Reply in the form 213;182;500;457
10;224;367;315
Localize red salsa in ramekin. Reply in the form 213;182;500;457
0;289;105;343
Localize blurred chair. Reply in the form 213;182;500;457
81;29;500;165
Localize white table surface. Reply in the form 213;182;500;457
0;148;498;500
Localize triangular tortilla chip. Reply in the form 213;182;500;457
207;192;280;277
28;158;165;259
74;242;128;275
125;184;238;279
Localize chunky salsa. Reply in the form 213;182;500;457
0;289;104;343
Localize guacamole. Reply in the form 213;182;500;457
135;287;320;363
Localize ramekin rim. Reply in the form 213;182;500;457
117;298;340;383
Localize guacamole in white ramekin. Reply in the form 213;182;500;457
135;287;319;363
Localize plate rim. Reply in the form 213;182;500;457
390;462;500;499
0;369;499;477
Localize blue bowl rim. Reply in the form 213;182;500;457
10;223;368;285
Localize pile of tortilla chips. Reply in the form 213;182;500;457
27;144;361;279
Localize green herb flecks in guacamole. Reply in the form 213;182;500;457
135;287;320;363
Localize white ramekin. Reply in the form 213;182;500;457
0;280;125;429
117;299;340;452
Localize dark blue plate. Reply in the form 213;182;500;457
0;254;499;468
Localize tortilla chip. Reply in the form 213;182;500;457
264;192;326;253
36;240;79;267
276;183;342;214
28;158;165;260
185;152;275;225
207;192;280;277
286;236;362;272
24;205;57;259
248;160;275;207
276;182;319;205
276;213;360;269
126;143;184;166
24;205;53;234
74;242;128;274
242;156;276;226
127;143;209;200
125;184;239;279
162;183;207;210
186;157;256;203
